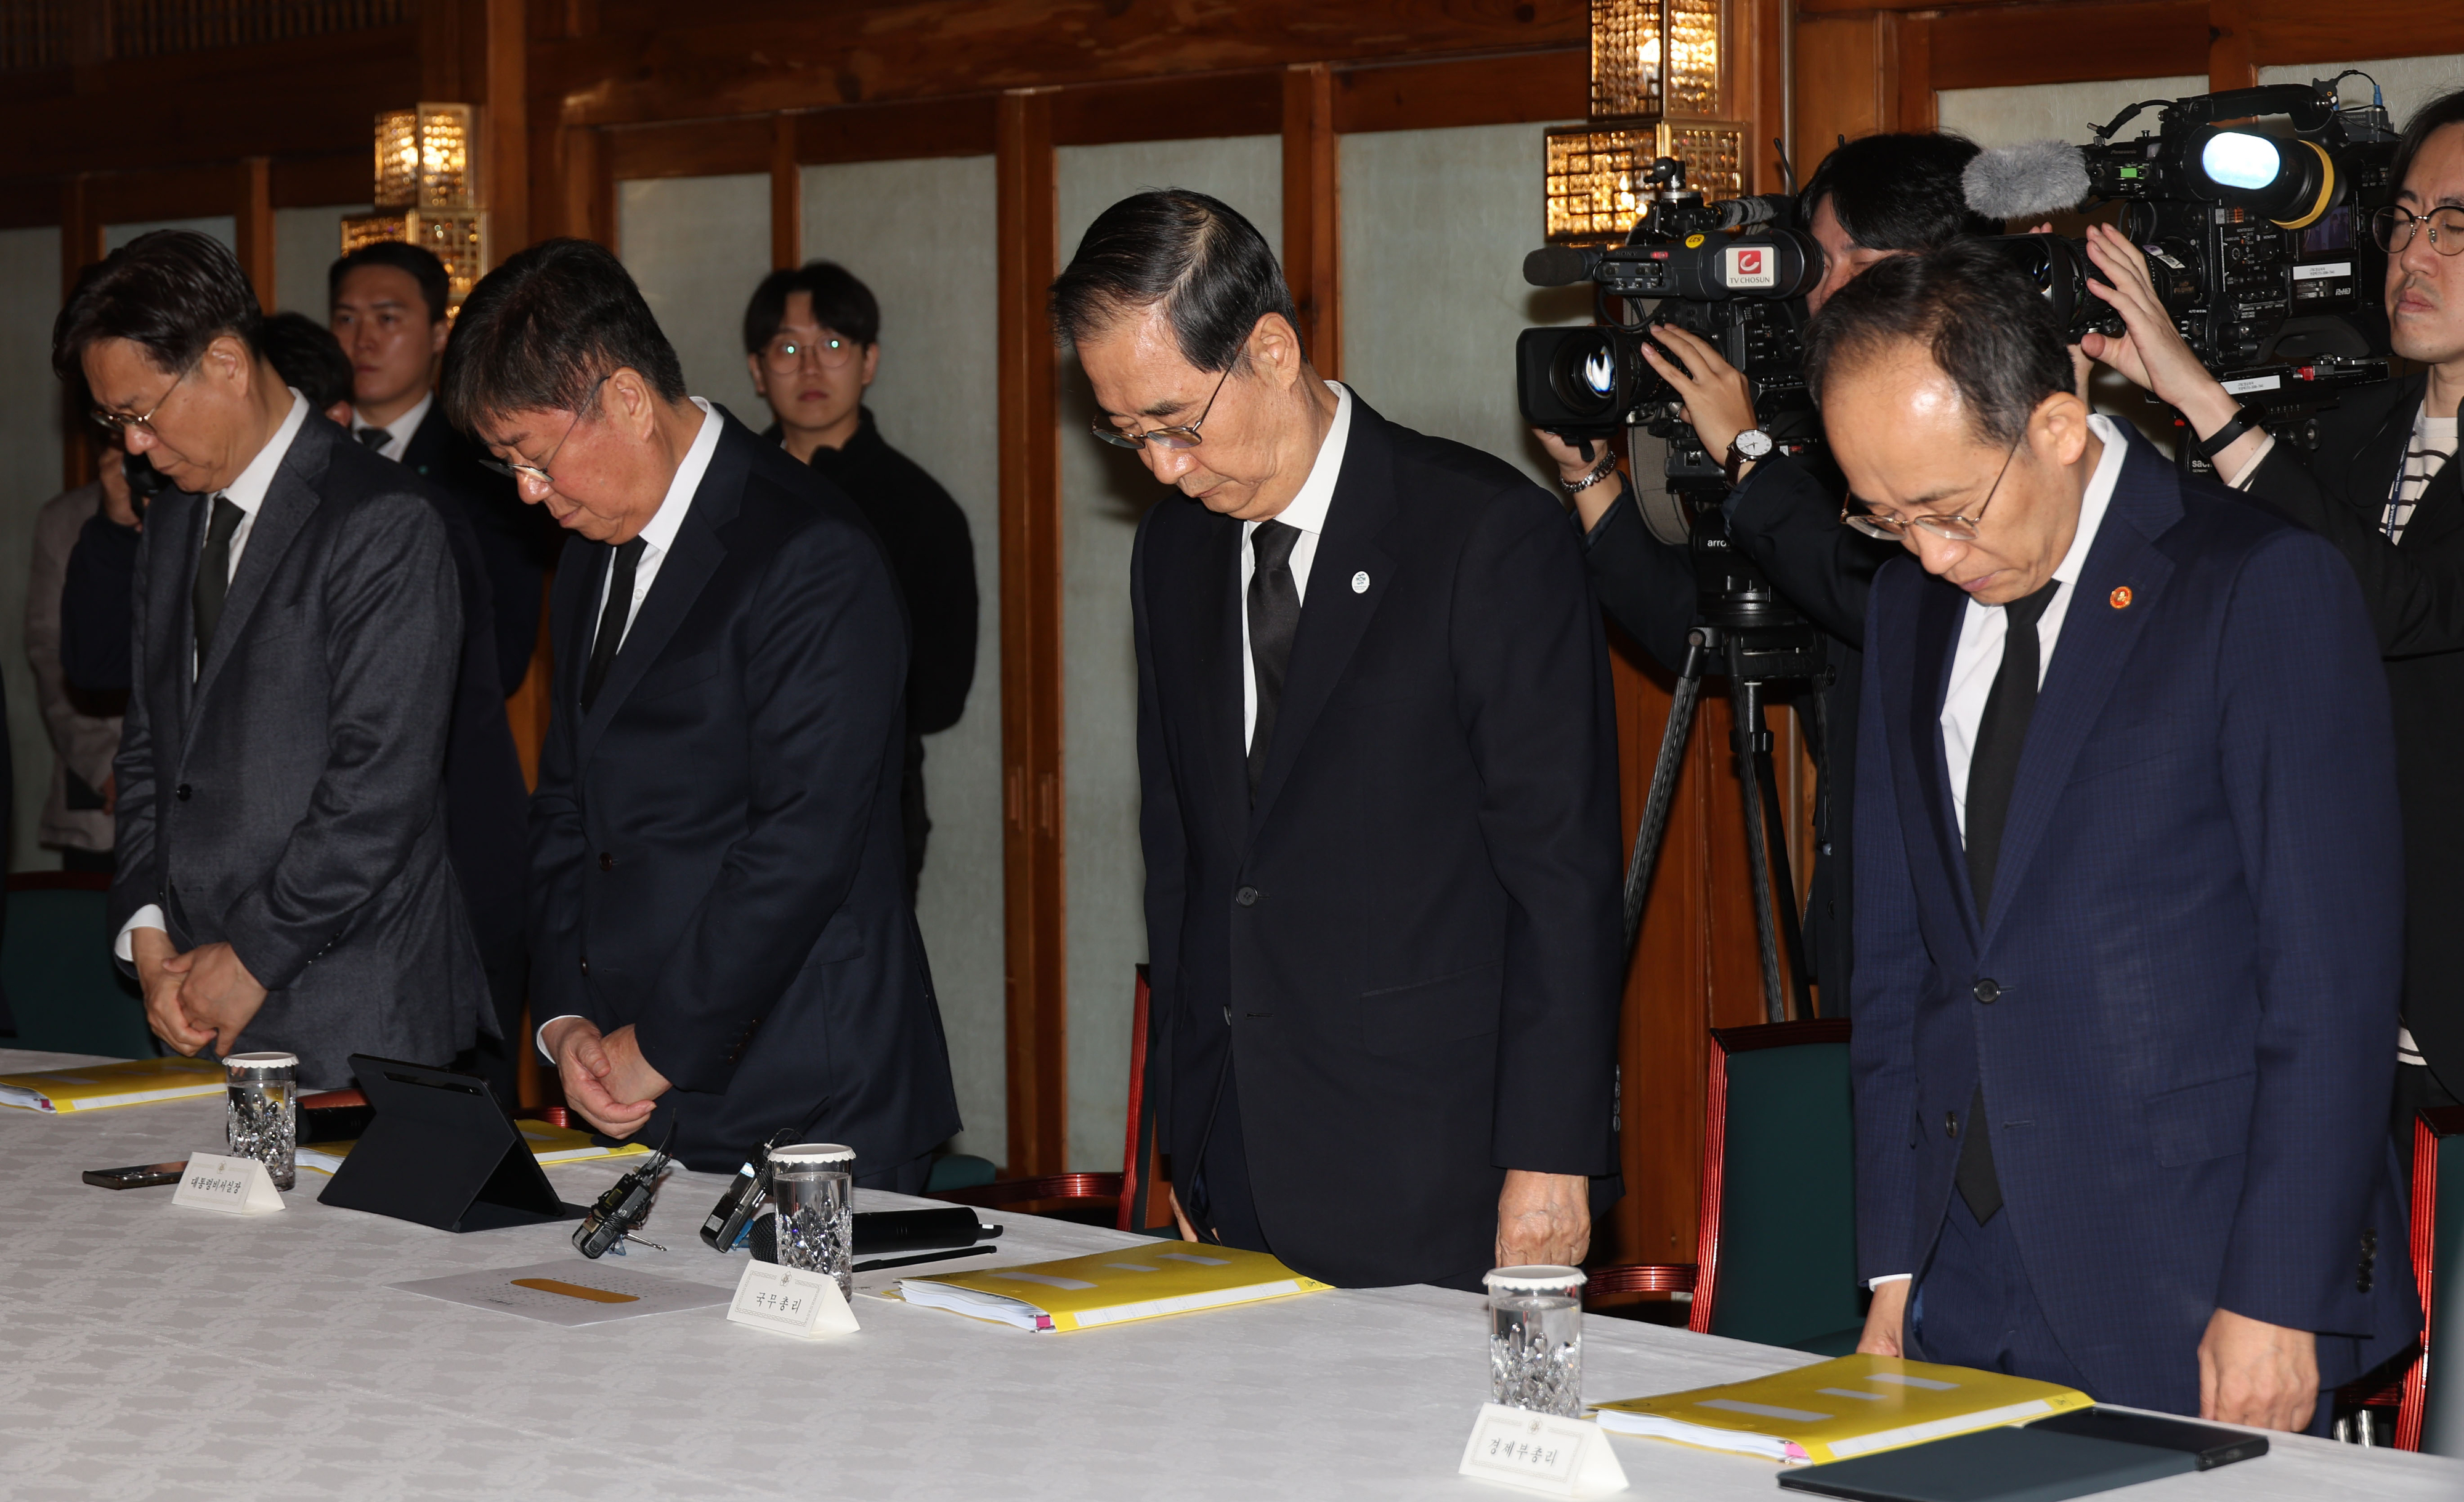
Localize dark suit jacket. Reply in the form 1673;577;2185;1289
401;402;563;695
1132;394;1625;1289
111;414;490;1088
527;410;960;1173
1582;454;1894;1007
2245;373;2464;1092
1854;427;2418;1415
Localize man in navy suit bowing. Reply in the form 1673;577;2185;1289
1822;243;2418;1429
439;239;959;1182
1063;190;1625;1289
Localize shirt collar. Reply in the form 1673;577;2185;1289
1249;381;1351;537
219;390;312;517
353;389;432;448
634;397;718;558
2051;414;2128;590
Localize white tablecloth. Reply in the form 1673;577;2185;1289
0;1049;2453;1500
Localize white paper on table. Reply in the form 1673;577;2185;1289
1459;1403;1629;1496
389;1259;734;1327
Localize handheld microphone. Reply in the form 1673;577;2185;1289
1964;140;2092;221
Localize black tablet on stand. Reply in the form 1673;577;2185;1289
318;1055;588;1232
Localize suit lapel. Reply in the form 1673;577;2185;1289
1189;514;1250;850
1246;404;1398;834
1977;431;2176;940
1905;570;1973;937
160;491;206;729
188;422;331;733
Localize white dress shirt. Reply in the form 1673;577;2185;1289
349;389;432;463
537;398;721;1060
1870;416;2126;1290
116;391;312;961
1240;381;1352;749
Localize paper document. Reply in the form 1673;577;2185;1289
0;1056;224;1113
391;1259;732;1327
1591;1354;2091;1464
898;1243;1327;1331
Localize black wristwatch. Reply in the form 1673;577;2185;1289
1722;429;1775;486
2195;403;2268;462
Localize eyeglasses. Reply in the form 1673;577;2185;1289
1841;432;2025;543
2370;204;2464;257
1090;362;1234;452
478;374;611;488
89;361;195;438
761;334;861;372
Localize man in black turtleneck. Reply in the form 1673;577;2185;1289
744;261;977;899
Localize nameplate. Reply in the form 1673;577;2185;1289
1458;1404;1627;1496
171;1153;286;1216
726;1261;860;1339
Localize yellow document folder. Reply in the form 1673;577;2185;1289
0;1056;225;1112
296;1118;650;1174
1591;1354;2091;1464
898;1243;1329;1331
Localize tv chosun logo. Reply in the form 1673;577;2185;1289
1724;245;1775;289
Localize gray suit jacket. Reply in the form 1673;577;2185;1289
111;414;490;1088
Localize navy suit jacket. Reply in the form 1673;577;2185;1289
527;409;960;1173
1852;426;2419;1414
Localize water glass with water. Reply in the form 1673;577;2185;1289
1485;1265;1587;1416
224;1052;298;1191
770;1143;855;1302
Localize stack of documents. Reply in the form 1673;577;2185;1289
0;1056;224;1112
898;1243;1327;1331
297;1118;649;1174
1591;1354;2091;1464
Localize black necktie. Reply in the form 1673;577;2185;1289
355;426;392;451
192;495;245;668
582;538;646;713
1245;521;1302;797
1963;578;2061;916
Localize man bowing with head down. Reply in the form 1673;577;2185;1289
1062;190;1626;1289
442;239;958;1184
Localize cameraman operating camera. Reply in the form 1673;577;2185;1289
2083;89;2464;1123
1536;132;1998;1011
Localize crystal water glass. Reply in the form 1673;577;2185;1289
770;1143;855;1302
1486;1265;1587;1416
224;1052;298;1191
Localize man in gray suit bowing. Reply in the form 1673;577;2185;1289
59;230;488;1089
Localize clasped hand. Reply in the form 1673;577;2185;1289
542;1016;671;1137
132;927;268;1058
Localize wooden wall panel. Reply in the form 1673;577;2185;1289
1283;63;1341;380
605;116;771;180
1331;48;1587;135
1794;14;1894;179
1050;72;1281;146
793;96;999;164
770;114;800;269
1927;1;2206;93
235;158;275;312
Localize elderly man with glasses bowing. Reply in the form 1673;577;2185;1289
1069;189;1626;1290
1822;240;2417;1433
442;238;959;1182
57;230;489;1086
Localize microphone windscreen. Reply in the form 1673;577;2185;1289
1964;140;2091;221
1524;246;1595;288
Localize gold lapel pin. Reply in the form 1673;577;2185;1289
2109;586;2133;610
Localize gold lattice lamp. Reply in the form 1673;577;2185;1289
1546;0;1751;246
341;103;487;309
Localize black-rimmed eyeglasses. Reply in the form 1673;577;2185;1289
477;374;612;487
1090;362;1234;452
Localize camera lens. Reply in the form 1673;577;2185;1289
1547;332;1623;419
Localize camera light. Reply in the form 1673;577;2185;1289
2200;132;2280;193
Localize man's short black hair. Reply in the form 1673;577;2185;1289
52;228;264;384
1801;133;2002;252
1049;188;1302;371
440;237;688;430
742;260;880;353
1805;240;2072;447
259;311;356;414
330;240;452;324
2394;87;2464;196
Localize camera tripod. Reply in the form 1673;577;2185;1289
1619;623;1823;1025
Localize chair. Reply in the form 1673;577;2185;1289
1587;1019;1863;1356
2336;1104;2463;1453
2;872;153;1059
931;966;1176;1235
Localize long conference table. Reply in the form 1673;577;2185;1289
1;1047;2455;1501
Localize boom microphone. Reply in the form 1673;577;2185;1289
1523;245;1599;287
1964;139;2092;220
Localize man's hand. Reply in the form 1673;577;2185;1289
1533;427;1626;531
1634;324;1759;471
132;927;212;1056
2199;1307;2319;1432
165;941;268;1056
543;1016;660;1137
1497;1169;1591;1266
2079;224;2266;475
1166;1185;1200;1242
1857;1278;1910;1357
